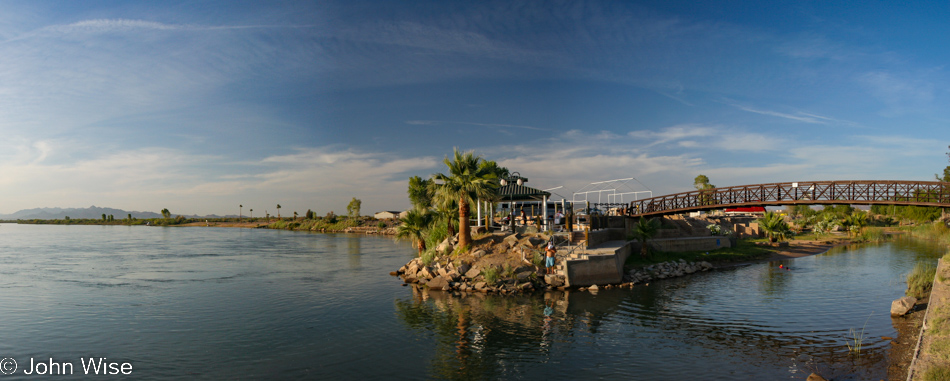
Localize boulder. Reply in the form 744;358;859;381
504;234;521;248
474;281;487;290
465;266;481;279
436;238;454;254
446;271;460;282
437;268;449;278
527;236;545;247
588;284;599;291
891;296;917;316
458;263;471;275
427;276;449;290
806;373;827;381
472;250;487;258
544;274;565;287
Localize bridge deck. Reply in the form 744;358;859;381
624;180;950;218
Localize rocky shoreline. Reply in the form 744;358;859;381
393;254;716;294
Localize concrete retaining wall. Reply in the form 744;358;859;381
563;242;632;287
562;236;732;287
584;228;626;247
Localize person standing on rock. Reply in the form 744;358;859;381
520;208;527;226
545;242;557;274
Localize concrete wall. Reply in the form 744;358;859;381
585;228;626;247
561;236;732;287
650;236;733;252
732;222;760;238
564;242;632;287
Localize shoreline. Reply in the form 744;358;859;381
717;239;845;269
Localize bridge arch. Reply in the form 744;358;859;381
625;180;950;218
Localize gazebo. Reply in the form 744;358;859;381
476;174;553;230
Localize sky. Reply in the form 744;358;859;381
1;0;948;216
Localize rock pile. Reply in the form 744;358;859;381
624;259;714;284
394;257;543;294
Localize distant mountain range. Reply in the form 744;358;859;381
0;206;233;220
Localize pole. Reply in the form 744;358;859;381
477;199;482;227
542;195;548;231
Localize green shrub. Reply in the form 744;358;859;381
481;267;500;285
531;249;544;267
503;263;515;278
907;261;937;299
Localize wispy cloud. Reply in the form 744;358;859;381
406;120;546;131
628;124;781;152
857;71;937;116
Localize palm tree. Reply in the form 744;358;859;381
432;149;498;249
293;211;298;221
395;208;434;256
277;204;281;219
407;176;434;210
429;189;459;239
843;212;868;237
239;204;243;220
757;211;790;242
161;208;171;220
632;217;661;258
249;208;253;218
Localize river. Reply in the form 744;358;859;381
0;224;943;380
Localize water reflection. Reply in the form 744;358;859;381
347;235;361;269
396;286;579;380
393;240;946;380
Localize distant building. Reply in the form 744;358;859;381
374;211;406;219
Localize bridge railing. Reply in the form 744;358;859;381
626;180;950;217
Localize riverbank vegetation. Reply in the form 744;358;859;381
267;214;367;232
914;252;950;381
907;261;937;299
625;239;774;268
16;215;196;226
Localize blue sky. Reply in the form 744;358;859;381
1;0;948;216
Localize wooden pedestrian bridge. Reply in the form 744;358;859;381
619;180;950;218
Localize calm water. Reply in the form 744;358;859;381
0;224;944;380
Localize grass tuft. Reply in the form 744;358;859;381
923;366;950;381
420;249;437;266
846;312;873;355
907;261;937;299
481;266;500;285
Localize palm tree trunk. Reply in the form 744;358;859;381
458;197;471;248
